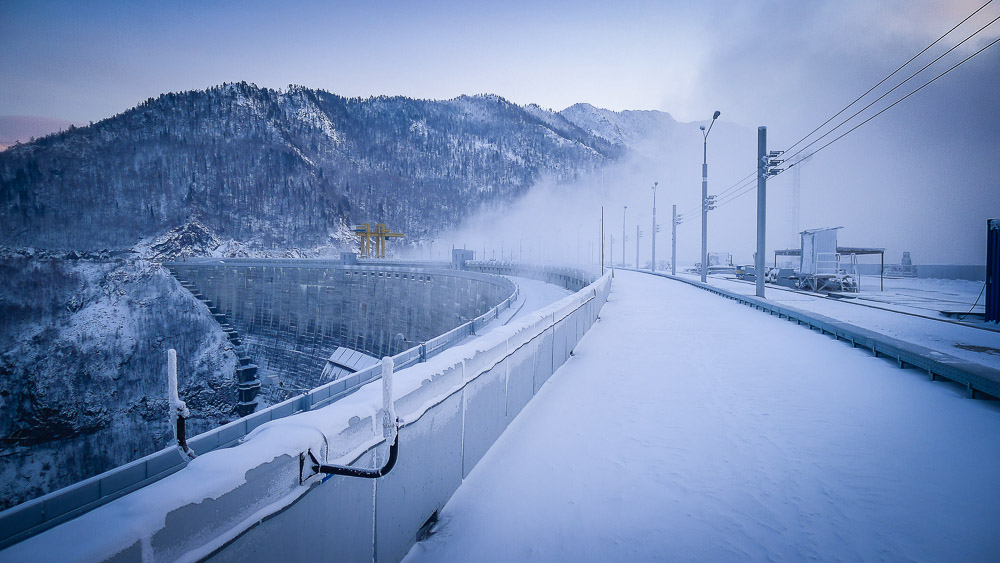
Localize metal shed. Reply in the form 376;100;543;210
800;227;841;275
775;227;885;292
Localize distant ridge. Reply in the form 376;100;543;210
0;116;84;151
0;83;673;251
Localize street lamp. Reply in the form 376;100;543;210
651;182;658;272
700;110;721;283
622;205;628;267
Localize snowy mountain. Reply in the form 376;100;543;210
0;83;637;252
559;103;679;149
0;85;679;509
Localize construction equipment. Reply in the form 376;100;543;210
354;223;405;258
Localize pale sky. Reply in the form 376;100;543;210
1;1;991;122
1;0;998;263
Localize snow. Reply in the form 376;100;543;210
382;355;397;442
681;273;1000;370
503;275;573;323
403;269;1000;562
0;271;574;562
166;348;190;452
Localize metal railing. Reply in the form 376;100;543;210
0;262;529;549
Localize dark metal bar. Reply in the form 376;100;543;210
310;429;399;479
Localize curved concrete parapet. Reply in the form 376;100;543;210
0;261;518;553
0;265;611;563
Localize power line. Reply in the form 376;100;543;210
708;25;1000;213
712;170;757;200
713;178;759;210
788;33;1000;167
783;0;995;154
784;11;1000;164
686;2;999;216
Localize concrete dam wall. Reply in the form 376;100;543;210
168;260;517;399
0;264;610;562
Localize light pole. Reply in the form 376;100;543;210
651;182;658;272
622;205;627;267
671;204;677;275
700;110;721;283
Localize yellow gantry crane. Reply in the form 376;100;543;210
353;223;405;258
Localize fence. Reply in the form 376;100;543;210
0;264;611;563
0;264;516;550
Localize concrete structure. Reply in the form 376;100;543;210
168;260;515;403
0;262;606;560
451;248;475;270
4;259;993;561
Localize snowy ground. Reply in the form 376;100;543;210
404;270;1000;562
502;275;573;323
674;272;1000;371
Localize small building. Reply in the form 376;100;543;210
774;227;885;291
800;227;841;275
452;248;475;270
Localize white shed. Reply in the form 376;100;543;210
800;227;842;275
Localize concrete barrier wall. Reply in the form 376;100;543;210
0;265;611;563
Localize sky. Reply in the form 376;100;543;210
1;0;998;264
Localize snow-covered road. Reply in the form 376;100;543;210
404;269;1000;562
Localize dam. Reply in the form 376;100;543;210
167;259;517;408
0;260;597;559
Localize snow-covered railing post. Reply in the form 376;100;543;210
167;348;194;459
381;356;397;444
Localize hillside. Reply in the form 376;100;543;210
0;84;643;252
0;85;676;508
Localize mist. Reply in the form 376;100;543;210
414;0;1000;269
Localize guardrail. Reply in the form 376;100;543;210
0;263;519;550
467;261;598;292
640;270;1000;399
0;263;609;562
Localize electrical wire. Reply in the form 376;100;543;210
785;12;1000;164
713;176;759;208
956;282;988;320
787;33;1000;167
713;170;757;200
686;2;1000;214
675;170;757;224
783;0;995;154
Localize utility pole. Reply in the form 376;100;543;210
756;126;784;298
622;205;627;268
636;224;640;269
700;110;721;283
651;182;658;272
672;205;678;275
601;207;604;276
610;234;614;274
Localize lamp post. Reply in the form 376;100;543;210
700;110;721;283
651;182;658;272
622;205;627;267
